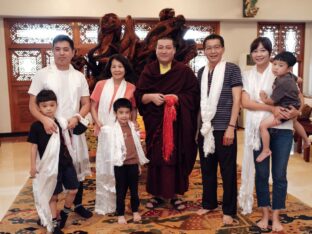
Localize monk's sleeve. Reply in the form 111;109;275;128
176;67;200;176
177;67;200;112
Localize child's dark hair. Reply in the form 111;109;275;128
113;98;132;112
36;90;57;105
273;51;297;67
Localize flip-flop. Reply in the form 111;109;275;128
145;197;165;209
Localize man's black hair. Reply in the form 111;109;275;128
203;34;225;48
52;34;74;50
156;36;177;48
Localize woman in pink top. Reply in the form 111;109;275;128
91;54;137;135
90;54;138;215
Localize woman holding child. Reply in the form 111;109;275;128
238;37;299;232
90;54;138;215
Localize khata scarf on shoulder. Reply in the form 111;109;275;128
238;64;275;214
111;121;149;166
33;118;73;232
200;61;226;156
95;78;127;215
47;63;91;181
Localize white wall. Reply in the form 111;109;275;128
0;19;11;133
1;0;312;133
220;21;257;64
1;0;312;21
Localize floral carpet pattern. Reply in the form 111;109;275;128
1;162;312;234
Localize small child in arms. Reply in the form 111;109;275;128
257;51;310;162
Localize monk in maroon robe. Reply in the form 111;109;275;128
134;37;199;209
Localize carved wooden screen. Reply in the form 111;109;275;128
4;18;218;132
186;21;219;75
124;20;219;75
4;18;98;132
258;22;305;79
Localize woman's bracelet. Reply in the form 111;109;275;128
228;124;236;128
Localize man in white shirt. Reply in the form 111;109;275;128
28;35;93;224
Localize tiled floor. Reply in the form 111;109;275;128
1;130;312;221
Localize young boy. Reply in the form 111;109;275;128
257;51;310;162
110;98;149;224
28;90;79;234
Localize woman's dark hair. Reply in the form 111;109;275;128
104;54;138;84
113;98;132;112
36;89;57;105
250;37;272;55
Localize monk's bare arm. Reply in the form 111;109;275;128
29;94;57;134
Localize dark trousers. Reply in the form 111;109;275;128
198;130;237;216
73;181;84;206
114;164;140;216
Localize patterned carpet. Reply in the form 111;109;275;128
1;161;312;234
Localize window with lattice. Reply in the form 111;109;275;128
258;22;305;78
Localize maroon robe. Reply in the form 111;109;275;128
135;60;199;198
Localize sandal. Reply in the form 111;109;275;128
170;198;186;211
145;197;165;209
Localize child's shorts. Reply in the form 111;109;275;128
53;164;79;195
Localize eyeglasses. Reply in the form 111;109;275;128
205;45;222;51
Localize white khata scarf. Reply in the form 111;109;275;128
238;64;275;214
95;78;127;215
200;61;226;156
110;121;149;166
32;118;74;232
47;63;91;181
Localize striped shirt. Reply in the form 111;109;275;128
197;62;243;131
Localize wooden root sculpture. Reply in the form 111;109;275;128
80;8;198;88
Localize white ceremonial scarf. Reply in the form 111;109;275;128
95;78;127;215
111;121;149;166
200;61;226;156
238;64;275;214
46;63;91;181
32;118;72;232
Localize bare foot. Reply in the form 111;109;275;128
133;212;141;222
196;208;210;215
256;218;269;229
118;216;127;224
256;150;271;162
303;138;311;149
223;215;233;225
272;219;283;232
